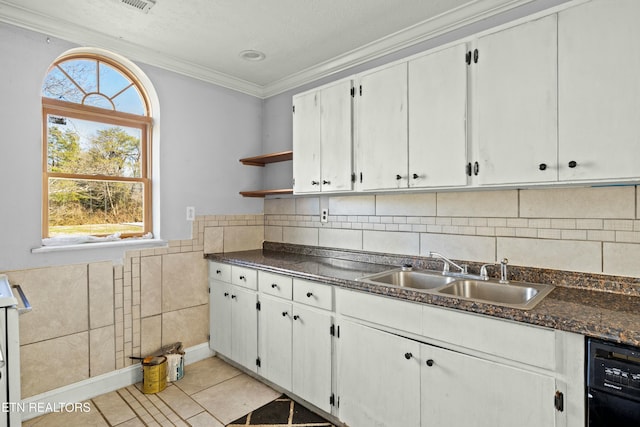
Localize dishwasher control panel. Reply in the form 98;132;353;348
589;338;640;401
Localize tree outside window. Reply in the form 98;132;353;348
42;54;152;238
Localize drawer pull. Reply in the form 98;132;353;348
216;269;222;274
239;275;246;280
282;311;289;317
271;283;279;289
293;315;300;320
404;352;413;360
306;292;313;298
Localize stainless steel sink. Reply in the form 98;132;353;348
357;269;457;290
437;279;554;309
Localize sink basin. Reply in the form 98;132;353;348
357;269;457;291
437;280;554;309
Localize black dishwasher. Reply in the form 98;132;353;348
587;338;640;426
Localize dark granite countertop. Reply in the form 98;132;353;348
206;245;640;348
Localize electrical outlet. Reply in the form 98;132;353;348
321;208;329;223
186;206;195;221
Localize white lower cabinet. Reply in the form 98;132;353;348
337;319;421;426
209;279;258;372
258;287;333;413
421;343;557;427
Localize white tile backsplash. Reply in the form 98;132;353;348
319;228;363;250
376;193;436;216
497;237;602;273
363;230;420;255
420;233;496;263
520;187;635;219
437;190;518;217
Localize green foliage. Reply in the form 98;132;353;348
47;124;143;233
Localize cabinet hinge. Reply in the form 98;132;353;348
359;172;363;183
256;301;261;311
292;105;295;113
554;391;564;412
466;162;472;177
350;87;355;98
351;173;356;183
256;357;261;368
473;48;479;64
465;51;471;65
330;324;340;337
207;334;210;341
359;85;362;96
330;393;335;406
208;286;210;294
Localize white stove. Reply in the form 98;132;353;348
0;275;31;427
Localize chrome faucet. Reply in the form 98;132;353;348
499;258;509;284
429;252;467;275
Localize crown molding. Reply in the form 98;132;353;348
0;0;555;99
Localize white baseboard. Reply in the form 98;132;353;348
20;343;214;421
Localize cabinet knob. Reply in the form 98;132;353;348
306;292;313;298
426;359;434;367
223;292;229;297
396;174;402;180
404;352;413;360
239;275;246;280
568;161;577;168
322;180;331;185
271;283;278;289
282;311;288;317
412;173;419;179
231;295;237;300
293;315;300;320
539;163;547;171
311;180;320;185
216;269;222;274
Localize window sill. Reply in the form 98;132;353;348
31;238;167;254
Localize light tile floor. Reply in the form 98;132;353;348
23;357;281;426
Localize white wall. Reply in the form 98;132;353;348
0;23;263;271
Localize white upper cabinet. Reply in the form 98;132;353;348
408;43;468;188
474;14;558;185
558;0;640;182
292;90;321;193
293;78;353;194
355;62;408;191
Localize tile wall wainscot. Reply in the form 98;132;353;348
1;214;263;399
264;186;640;279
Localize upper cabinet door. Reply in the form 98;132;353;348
320;79;353;192
356;62;408;191
559;0;640;182
292;90;321;193
475;14;558;185
408;43;468;188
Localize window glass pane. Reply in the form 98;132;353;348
84;93;114;110
47;115;142;178
59;59;97;94
99;62;131;98
42;66;83;103
113;86;146;115
48;178;144;236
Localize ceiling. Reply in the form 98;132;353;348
0;0;541;97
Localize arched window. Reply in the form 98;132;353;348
42;53;152;238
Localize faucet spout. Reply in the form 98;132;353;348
499;258;509;284
429;252;467;275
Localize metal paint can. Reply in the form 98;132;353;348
142;356;167;394
165;353;184;382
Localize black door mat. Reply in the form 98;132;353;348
227;394;336;426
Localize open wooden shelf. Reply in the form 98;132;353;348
239;150;293;167
239;189;293;198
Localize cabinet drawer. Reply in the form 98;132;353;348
293;279;333;310
231;266;257;290
423;305;556;370
259;271;293;299
335;288;422;335
209;261;231;282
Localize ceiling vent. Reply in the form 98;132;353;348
118;0;156;13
